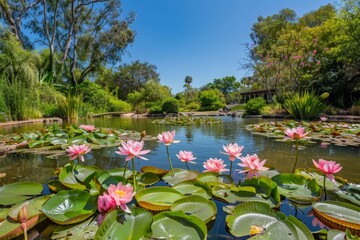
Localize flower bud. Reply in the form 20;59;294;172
18;204;28;223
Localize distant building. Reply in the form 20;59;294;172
240;89;276;103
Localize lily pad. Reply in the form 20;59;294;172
170;195;217;223
0;182;43;205
8;195;51;220
162;168;198;186
95;208;153;240
52;217;98;240
135;186;184;211
312;201;360;235
41;189;97;225
272;173;320;204
173;180;212;199
151;211;207;240
136;172;160;186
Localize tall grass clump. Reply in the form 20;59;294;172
57;93;82;122
284;91;325;120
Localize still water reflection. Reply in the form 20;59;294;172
0;117;359;183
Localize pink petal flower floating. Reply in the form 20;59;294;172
116;140;151;161
79;124;95;132
284;127;309;140
176;151;196;164
157;131;180;145
220;143;244;161
66;144;91;162
312;159;342;182
203;158;229;173
238;154;269;179
106;182;135;213
98;193;116;214
320;117;328;122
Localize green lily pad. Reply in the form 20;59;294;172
136;172;160;186
272;173;320;204
0;182;44;205
52;217;98;240
162;168;198;186
41;189;97;225
226;201;278;237
8;195;51;220
59;165;87;190
95;208;153;240
170;195;217;223
151;211;207;240
312;201;360;235
135;186;184;211
173;180;212;199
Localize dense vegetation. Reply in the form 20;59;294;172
0;0;359;122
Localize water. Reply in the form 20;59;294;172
0;116;359;237
1;116;359;183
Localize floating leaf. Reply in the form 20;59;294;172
162;168;198;186
272;173;320;204
135;186;184;211
173;180;212;199
42;189;97;225
170;195;216;223
95;208;152;240
52;216;98;240
0;182;43;205
8;195;50;220
312;201;360;235
151;211;207;240
136;172;160;186
226;201;278;237
141;165;168;176
59;165;87;190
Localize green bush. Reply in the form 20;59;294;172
186;101;200;111
284;91;325;120
162;98;179;113
198;89;225;111
107;97;132;112
134;102;147;114
244;97;266;115
149;105;163;114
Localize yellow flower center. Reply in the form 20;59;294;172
115;190;126;197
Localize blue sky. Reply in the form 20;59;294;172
121;0;335;94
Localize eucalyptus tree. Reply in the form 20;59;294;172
0;0;135;85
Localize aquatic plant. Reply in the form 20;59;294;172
152;115;222;126
157;130;180;176
176;150;196;170
220;143;243;176
313;159;342;200
0;129;359;239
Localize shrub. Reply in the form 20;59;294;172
198;89;225;111
134;102;147;114
57;93;82;121
284;91;325;120
186;102;200;111
162;98;179;113
107;98;132;112
244;97;266;115
149;105;163;114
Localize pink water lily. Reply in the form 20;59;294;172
97;193;116;214
220;143;244;161
176;150;196;164
320;117;328;122
106;182;135;213
284;127;309;140
312;159;342;182
79;124;95;132
238;154;269;179
203;158;229;173
66;144;91;162
116;140;150;161
157;131;180;145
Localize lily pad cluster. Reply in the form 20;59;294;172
0;164;359;239
152;115;222;126
0;125;147;158
246;120;360;147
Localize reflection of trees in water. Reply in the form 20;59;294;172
0;153;56;184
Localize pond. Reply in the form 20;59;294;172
0;116;359;238
1;116;359;184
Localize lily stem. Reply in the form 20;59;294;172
123;161;128;178
132;158;136;192
229;161;233;177
323;174;327;200
166;145;175;176
185;162;190;170
292;140;299;173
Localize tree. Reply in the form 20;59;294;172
198;89;225;111
98;61;160;100
202;76;240;103
1;0;135;85
182;75;197;104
